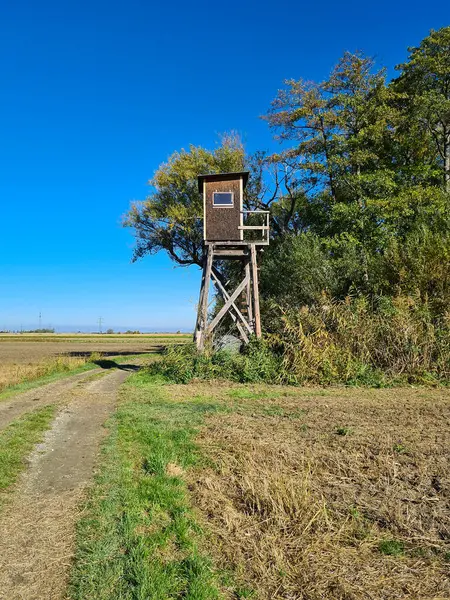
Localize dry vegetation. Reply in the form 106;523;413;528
0;355;91;393
169;383;450;599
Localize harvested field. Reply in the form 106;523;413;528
0;333;188;393
173;382;450;599
0;333;189;365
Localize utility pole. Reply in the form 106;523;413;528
98;317;103;334
38;311;42;329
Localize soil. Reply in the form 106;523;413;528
0;366;134;600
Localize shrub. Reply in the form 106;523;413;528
152;294;449;387
149;339;282;384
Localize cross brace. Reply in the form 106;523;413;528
194;243;262;351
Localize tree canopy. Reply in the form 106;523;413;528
123;134;247;267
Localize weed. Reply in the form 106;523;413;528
378;539;405;556
393;441;408;454
265;295;449;385
149;340;283;385
335;425;351;436
235;586;255;598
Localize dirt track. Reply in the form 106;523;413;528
0;366;134;600
0;368;104;430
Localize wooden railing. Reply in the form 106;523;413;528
238;210;270;244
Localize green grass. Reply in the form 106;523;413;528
378;539;405;556
69;371;225;600
227;388;282;401
0;405;56;497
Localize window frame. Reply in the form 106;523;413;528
212;191;234;208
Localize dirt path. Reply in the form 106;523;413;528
0;368;107;430
0;367;133;600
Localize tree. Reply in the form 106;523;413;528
264;47;450;307
265;52;395;289
124;134;247;268
393;27;450;191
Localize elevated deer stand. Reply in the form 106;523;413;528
194;172;269;351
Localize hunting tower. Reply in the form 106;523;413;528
194;171;269;350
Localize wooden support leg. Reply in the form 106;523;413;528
197;245;214;351
245;259;254;333
250;245;261;338
194;258;207;345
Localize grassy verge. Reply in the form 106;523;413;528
69;371;223;600
0;405;56;499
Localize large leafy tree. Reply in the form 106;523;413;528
265;52;395;289
393;27;450;192
263;43;449;308
124;134;248;268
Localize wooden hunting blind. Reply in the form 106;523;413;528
199;171;248;242
194;171;270;350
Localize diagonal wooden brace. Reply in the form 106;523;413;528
207;274;249;334
211;268;253;335
211;270;249;344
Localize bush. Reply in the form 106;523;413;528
151;294;449;387
149;339;282;384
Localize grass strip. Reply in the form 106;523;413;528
69;371;223;600
0;405;56;496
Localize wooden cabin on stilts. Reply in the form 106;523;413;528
194;171;269;351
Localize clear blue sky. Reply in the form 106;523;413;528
0;0;448;331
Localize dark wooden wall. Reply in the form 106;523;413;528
205;178;241;241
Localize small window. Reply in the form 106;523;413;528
213;192;234;207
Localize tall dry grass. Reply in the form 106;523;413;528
0;354;99;393
266;294;450;384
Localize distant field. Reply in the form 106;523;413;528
0;333;189;392
0;333;190;365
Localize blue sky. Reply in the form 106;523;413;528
0;0;448;331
